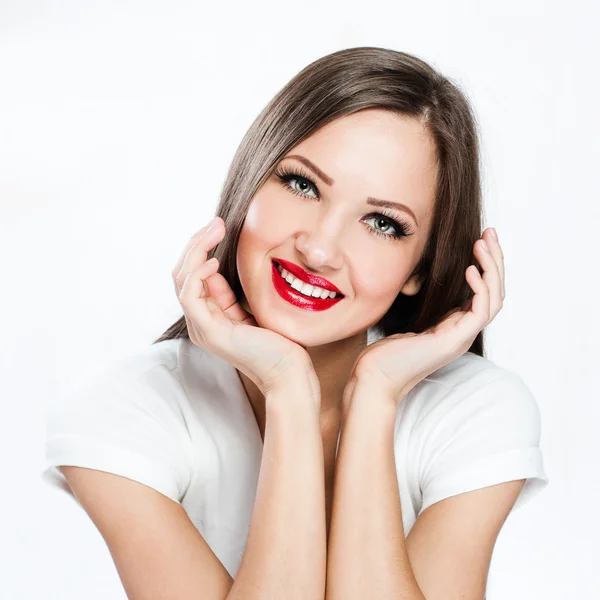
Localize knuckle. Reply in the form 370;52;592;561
175;271;188;288
178;287;191;303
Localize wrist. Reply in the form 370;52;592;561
264;369;321;415
342;375;402;418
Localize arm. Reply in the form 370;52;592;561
325;380;528;600
228;378;327;600
325;382;425;600
60;374;326;600
59;465;235;599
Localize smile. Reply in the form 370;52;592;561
271;260;344;312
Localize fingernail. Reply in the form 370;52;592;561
490;227;498;241
480;239;489;253
206;217;218;232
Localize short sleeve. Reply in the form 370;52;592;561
42;365;194;504
418;370;549;516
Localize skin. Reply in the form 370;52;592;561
167;104;509;598
234;108;438;446
171;105;505;570
56;111;506;600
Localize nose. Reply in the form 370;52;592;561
294;218;344;273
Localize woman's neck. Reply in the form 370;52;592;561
236;330;368;441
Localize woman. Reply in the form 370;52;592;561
43;46;549;599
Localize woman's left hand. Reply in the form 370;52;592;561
345;228;505;406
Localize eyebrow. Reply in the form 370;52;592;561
283;154;419;227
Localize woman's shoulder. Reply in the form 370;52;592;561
66;339;250;433
406;351;541;430
417;351;529;396
44;338;201;504
63;338;227;403
403;352;549;517
48;340;194;429
424;351;514;387
63;338;181;390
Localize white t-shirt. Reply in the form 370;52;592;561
42;338;549;578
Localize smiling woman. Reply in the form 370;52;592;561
43;46;549;600
231;108;437;359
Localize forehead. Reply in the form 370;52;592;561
285;109;438;223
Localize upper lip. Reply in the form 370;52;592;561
273;258;344;296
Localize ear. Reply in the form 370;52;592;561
399;271;423;297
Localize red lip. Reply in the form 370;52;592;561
272;258;344;295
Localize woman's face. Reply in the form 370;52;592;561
236;108;438;347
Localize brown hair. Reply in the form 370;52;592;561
153;46;486;357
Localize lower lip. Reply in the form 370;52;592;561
271;261;343;311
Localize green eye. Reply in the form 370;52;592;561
273;166;413;242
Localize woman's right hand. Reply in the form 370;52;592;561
173;217;320;401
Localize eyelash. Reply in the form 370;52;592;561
272;165;414;241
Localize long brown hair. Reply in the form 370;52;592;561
153;46;486;357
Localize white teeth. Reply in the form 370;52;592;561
300;283;315;296
277;265;340;300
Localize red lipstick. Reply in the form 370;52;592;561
272;258;343;295
271;259;344;312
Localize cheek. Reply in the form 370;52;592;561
236;193;291;281
355;260;407;303
242;191;294;246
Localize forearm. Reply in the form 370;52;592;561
227;379;326;600
325;382;425;600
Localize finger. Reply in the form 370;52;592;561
172;217;223;279
174;256;219;297
474;238;502;320
204;271;252;322
455;265;490;336
483;227;505;299
176;219;224;285
172;220;215;274
179;260;219;346
178;263;231;339
174;220;224;291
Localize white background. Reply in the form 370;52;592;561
1;0;598;598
